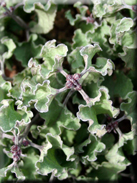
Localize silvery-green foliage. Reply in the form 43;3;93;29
0;0;137;181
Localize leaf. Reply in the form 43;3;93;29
65;2;86;27
61;129;76;146
116;18;134;33
19;149;39;180
87;20;112;57
77;87;119;134
1;37;16;59
67;47;85;72
40;40;68;77
65;10;76;26
77;104;102;135
0;99;22;132
14;34;42;67
120;91;137;126
36;134;77;179
23;0;52;13
118;47;136;69
93;87;119;117
109;19;121;46
80;44;102;69
102;71;133;99
74;2;88;16
88;161;127;180
105;132;133;166
18;80;55;113
11;165;25;181
121;31;137;49
30;3;57;34
72;29;89;49
40;98;80;136
81;135;106;164
94;57;115;76
0;75;12;101
92;1;123;18
0;162;14;178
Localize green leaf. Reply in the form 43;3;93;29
77;87;119;134
0;75;12;101
18;80;55;113
109;19;121;46
40;98;80;136
102;71;133;99
121;31;137;49
0;162;14;178
80;44;102;69
30;4;57;34
61;129;76;146
72;29;89;49
65;10;76;26
11;165;25;181
74;2;88;16
0;99;22;132
119;47;136;69
1;37;16;59
88;162;127;180
116;18;134;33
92;1;123;18
77;104;103;135
94;57;115;76
67;47;85;72
81;135;106;163
93;87;119;117
20;149;39;180
105;132;133;166
14;34;42;67
86;20;111;57
36;134;77;179
23;0;52;13
120;91;137;125
41;40;68;77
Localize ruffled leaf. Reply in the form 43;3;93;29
102;71;133;99
36;133;77;179
40;98;80;136
1;37;16;59
30;3;57;34
14;34;42;67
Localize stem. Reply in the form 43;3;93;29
59;69;68;77
56;86;68;94
114;114;127;123
14;2;24;11
49;171;55;183
63;89;74;105
78;89;91;105
2;133;13;140
3;6;29;30
80;57;88;77
29;141;42;150
20;113;40;139
25;29;29;41
116;127;123;140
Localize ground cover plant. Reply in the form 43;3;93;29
0;0;137;182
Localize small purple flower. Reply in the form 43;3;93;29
106;121;118;133
65;74;82;91
22;139;30;147
11;145;22;162
86;14;94;24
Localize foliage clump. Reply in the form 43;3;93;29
0;0;137;182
